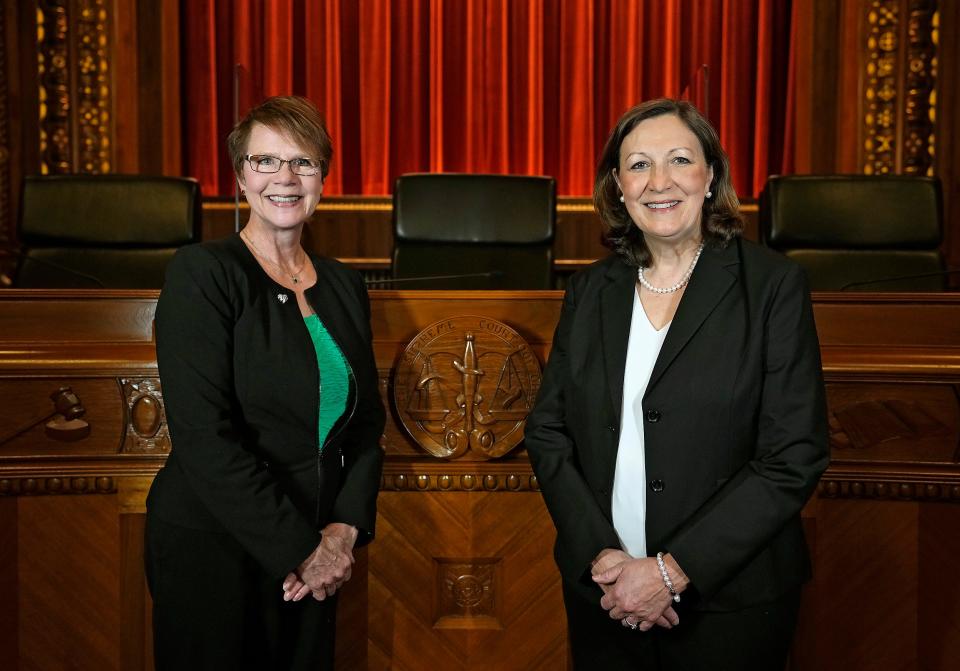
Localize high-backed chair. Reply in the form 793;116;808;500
391;173;556;289
759;175;946;291
14;174;202;288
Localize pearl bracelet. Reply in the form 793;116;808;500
656;551;681;603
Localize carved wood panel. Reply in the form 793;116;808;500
0;291;959;671
368;491;568;670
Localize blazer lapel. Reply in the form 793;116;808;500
647;240;741;393
600;258;637;425
306;265;365;370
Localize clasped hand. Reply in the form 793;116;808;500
282;522;358;602
592;549;679;631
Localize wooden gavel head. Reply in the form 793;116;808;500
50;386;85;421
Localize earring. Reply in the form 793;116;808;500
619;194;625;203
705;190;712;198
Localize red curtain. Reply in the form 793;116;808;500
181;0;794;198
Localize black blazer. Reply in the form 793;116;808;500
148;234;385;580
524;238;829;610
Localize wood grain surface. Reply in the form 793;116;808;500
0;290;958;670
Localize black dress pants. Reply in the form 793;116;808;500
145;515;336;671
563;581;801;671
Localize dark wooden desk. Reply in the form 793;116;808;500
0;290;958;670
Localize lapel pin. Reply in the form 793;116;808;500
277;293;288;304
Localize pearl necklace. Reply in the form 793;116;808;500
637;242;704;294
241;229;308;285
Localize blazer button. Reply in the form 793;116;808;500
607;424;617;433
645;409;661;423
649;479;665;493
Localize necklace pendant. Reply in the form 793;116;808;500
292;277;299;284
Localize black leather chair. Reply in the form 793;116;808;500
14;174;202;288
391;173;556;289
759;175;946;291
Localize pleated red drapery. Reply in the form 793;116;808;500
181;0;795;198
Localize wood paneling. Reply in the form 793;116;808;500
0;496;17;669
919;504;960;669
18;494;120;671
810;499;919;669
369;491;566;670
0;290;959;670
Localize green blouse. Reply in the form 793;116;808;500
303;314;350;450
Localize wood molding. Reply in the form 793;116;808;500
0;290;959;670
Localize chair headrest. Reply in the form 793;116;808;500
19;174;202;247
393;173;556;243
760;175;942;249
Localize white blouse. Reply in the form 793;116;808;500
612;289;670;558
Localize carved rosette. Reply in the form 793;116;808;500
36;0;112;174
394;316;542;460
903;1;937;175
120;378;171;453
435;559;500;627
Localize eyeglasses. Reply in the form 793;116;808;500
244;154;326;176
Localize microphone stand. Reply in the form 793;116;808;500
366;271;503;286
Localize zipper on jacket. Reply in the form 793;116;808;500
313;326;359;527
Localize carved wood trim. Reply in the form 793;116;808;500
120;377;170;454
819;478;960;501
0;475;116;496
380;468;540;493
393;316;541;460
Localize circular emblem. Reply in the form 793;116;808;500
394;315;542;460
452;575;485;608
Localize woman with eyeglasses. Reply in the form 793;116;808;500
146;96;385;670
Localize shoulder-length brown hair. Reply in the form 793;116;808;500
227;96;333;180
594;98;743;268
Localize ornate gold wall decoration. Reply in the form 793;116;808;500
863;0;939;175
863;1;900;174
903;1;937;175
36;0;111;174
75;0;111;173
37;0;72;174
394;316;542;460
